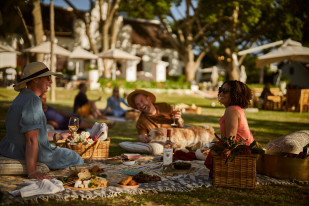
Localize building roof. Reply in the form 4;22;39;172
23;4;80;37
22;4;173;49
123;18;173;49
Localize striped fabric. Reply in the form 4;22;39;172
0;156;50;175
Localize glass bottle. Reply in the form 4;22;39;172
163;129;173;171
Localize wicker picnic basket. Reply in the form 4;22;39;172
213;154;257;189
56;138;110;160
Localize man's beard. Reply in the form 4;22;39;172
141;104;150;113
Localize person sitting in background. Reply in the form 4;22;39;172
73;83;104;119
40;93;94;130
126;89;184;143
102;86;131;117
205;80;255;177
259;82;273;109
0;62;83;180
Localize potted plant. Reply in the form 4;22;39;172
86;64;100;90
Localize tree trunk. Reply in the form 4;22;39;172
50;0;56;102
102;22;110;51
183;45;199;82
225;63;239;80
85;22;98;54
32;0;44;61
185;60;198;82
15;6;31;47
110;15;119;49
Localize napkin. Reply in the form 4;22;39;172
89;122;108;141
9;179;64;198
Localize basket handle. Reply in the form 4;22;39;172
66;140;72;150
87;139;101;161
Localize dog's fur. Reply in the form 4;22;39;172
148;125;215;151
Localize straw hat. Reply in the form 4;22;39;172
127;89;156;109
14;62;63;91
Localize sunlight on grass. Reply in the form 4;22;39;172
1;87;309;148
0;87;309;205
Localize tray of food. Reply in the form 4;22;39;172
59;166;108;190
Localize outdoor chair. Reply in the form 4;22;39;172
252;88;263;108
263;88;282;110
266;95;283;110
300;89;309;113
285;89;301;111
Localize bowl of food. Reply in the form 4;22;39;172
123;160;136;166
122;153;141;160
173;162;191;170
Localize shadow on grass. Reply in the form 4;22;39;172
248;118;309;145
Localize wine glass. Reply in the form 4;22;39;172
171;105;180;127
68;117;79;139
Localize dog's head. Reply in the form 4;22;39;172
148;128;166;144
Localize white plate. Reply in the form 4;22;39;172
123;160;136;166
123;154;141;159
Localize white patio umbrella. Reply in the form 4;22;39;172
70;46;98;59
70;47;98;75
256;39;309;68
98;48;141;60
98;48;141;80
23;41;71;56
0;45;21;54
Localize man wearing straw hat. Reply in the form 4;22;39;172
0;62;83;180
127;89;184;143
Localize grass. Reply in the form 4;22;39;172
0;87;309;206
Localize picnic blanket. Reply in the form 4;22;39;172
106;116;129;122
0;156;307;204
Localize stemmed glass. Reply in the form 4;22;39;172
171;105;180;127
68;117;79;139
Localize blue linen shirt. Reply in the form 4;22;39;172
104;96;129;117
0;88;83;169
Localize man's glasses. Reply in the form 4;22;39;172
218;87;230;94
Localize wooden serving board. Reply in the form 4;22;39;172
64;184;107;191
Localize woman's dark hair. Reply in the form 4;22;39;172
78;83;86;90
222;80;252;108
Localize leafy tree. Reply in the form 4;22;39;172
120;0;307;82
0;0;44;61
64;0;121;77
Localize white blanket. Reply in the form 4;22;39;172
9;179;64;198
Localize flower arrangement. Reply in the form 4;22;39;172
210;134;265;163
71;131;97;145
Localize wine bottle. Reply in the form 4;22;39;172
163;129;173;171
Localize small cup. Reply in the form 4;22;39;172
123;160;136;166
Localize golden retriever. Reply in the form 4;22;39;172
148;125;215;151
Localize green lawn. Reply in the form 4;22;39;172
0;87;309;206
